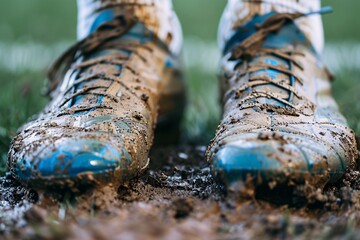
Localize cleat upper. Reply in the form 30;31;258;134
207;11;358;188
8;8;185;188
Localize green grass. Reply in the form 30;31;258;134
0;0;360;43
333;69;360;134
0;71;47;174
183;69;220;143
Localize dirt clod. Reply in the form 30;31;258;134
172;198;194;219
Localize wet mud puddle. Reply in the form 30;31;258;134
1;145;360;239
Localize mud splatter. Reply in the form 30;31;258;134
0;145;360;239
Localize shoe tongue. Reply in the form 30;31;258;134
262;18;315;53
224;11;317;56
76;1;177;49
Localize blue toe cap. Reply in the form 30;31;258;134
15;139;131;181
212;144;309;185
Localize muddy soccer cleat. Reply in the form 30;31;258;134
8;1;185;188
207;7;358;190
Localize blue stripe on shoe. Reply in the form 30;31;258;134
89;9;116;35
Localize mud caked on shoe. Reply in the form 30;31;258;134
207;4;358;191
8;0;185;188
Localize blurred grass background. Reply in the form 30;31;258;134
0;0;359;174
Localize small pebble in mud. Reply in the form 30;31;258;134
133;114;143;121
172;198;193;219
117;185;131;197
258;132;271;140
27;189;39;203
140;93;149;102
178;153;188;159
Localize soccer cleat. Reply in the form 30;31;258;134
206;10;358;190
8;3;185;188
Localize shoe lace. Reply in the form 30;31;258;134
228;8;332;112
46;14;153;112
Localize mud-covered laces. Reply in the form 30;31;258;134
46;14;148;113
229;8;331;112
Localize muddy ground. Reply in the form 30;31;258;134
1;142;360;240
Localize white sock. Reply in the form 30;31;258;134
219;0;324;54
77;0;182;55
